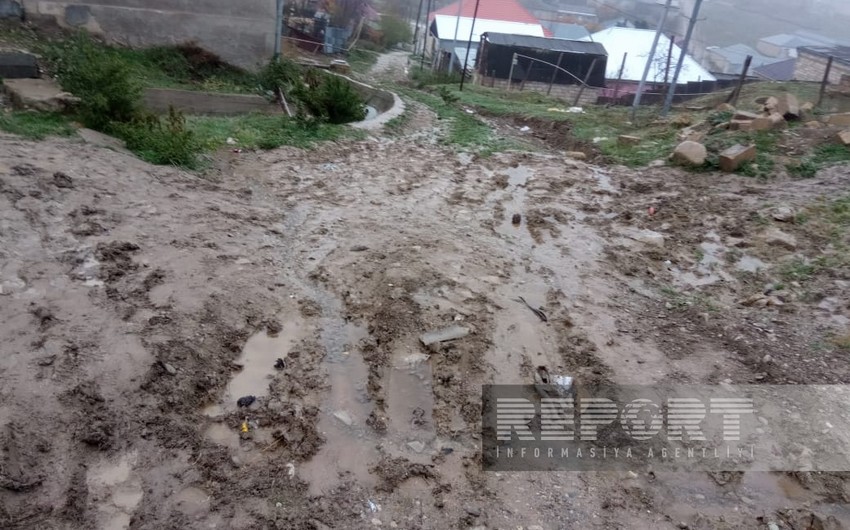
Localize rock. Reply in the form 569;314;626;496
801;102;814;113
53;171;74;188
1;78;80;112
565;151;587;160
763;228;797;250
751;112;785;131
465;507;481;517
231;455;243;468
350;245;369;252
805;120;824;129
776;93;800;119
764;96;779;111
0;51;39;79
715;102;735;112
718;144;756;172
733;110;759;120
618;134;641;146
511;213;521;225
163;363;177;375
836;130;850;146
762;354;773;364
771;205;796;222
671;141;707;166
407;441;426;453
371;518;382;526
419;325;470;346
826;112;850;126
237;395;257;408
767;522;780;530
670;113;693;127
333;410;354;426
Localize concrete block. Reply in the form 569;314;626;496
837;130;850;146
719;144;756;172
618;134;641;146
2;78;80;111
0;51;39;79
826;112;850;126
750;112;786;131
142;88;281;116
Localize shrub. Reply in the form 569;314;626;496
48;34;143;129
379;15;412;49
116;107;200;168
295;71;366;124
258;58;303;93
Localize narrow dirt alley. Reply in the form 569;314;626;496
2;67;850;528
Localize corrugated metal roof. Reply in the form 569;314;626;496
543;22;591;40
583;27;715;83
483;32;606;56
753;58;796;81
432;15;545;41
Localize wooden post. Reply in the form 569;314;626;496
520;57;532;91
726;55;752;105
547;52;565;95
818;56;834;107
572;57;598;107
507;53;517;92
613;52;627;103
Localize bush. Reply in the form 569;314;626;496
258;59;303;93
115;107;200;168
295;71;366;124
380;15;412;49
48;34;143;129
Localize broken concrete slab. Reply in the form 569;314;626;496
719;144;756;172
419;325;470;346
837;130;850;146
751;113;786;131
671;140;707;166
777;93;800;120
0;51;38;79
729;119;754;131
2;78;80;112
733;110;760;121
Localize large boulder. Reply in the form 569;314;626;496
671;141;707;166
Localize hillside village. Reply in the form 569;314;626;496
1;1;850;529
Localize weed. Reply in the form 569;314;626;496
832;333;850;350
296;71;366;124
437;86;459;105
0;111;75;139
778;258;817;282
258;59;302;93
188;114;354;151
115;107;200;168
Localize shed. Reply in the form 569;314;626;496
477;32;607;87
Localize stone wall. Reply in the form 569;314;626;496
477;75;599;106
794;51;850;84
20;0;276;69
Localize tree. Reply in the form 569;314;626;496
379;14;412;49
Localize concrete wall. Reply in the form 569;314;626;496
794;51;850;84
21;0;276;69
477;75;599;106
142;88;281;115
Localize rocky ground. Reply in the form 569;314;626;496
1;55;850;529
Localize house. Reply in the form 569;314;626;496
426;0;548;72
756;31;842;59
582;27;714;93
704;44;778;75
521;0;598;25
475;32;606;104
794;45;850;85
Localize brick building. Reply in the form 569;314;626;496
794;45;850;85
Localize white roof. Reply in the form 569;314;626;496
433;14;545;42
584;27;715;83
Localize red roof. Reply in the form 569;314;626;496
430;0;542;26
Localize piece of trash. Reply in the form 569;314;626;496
534;366;573;397
592;137;609;144
517;296;547;322
547;107;567;113
232;148;243;153
240;420;249;433
274;358;286;370
226;137;237;145
512;213;522;225
567;106;584;113
464;108;475;114
627;470;639;479
419;325;470;346
648;206;656;216
334;410;354;426
367;500;380;513
237;395;256;408
519;126;531;132
350;245;369;252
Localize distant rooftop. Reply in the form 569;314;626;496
708;44;777;70
431;0;541;25
583;27;715;83
542;21;591;40
752;58;796;81
798;45;850;67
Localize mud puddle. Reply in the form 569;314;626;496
385;348;436;458
87;451;144;530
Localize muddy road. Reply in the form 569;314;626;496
2;75;850;527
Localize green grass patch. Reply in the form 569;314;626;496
189;114;355;151
346;48;380;74
0;111;76;139
788;144;850;178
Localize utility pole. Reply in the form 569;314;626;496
450;0;464;71
630;0;673;121
662;0;704;116
459;0;481;90
421;0;434;70
413;0;424;48
273;0;284;60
